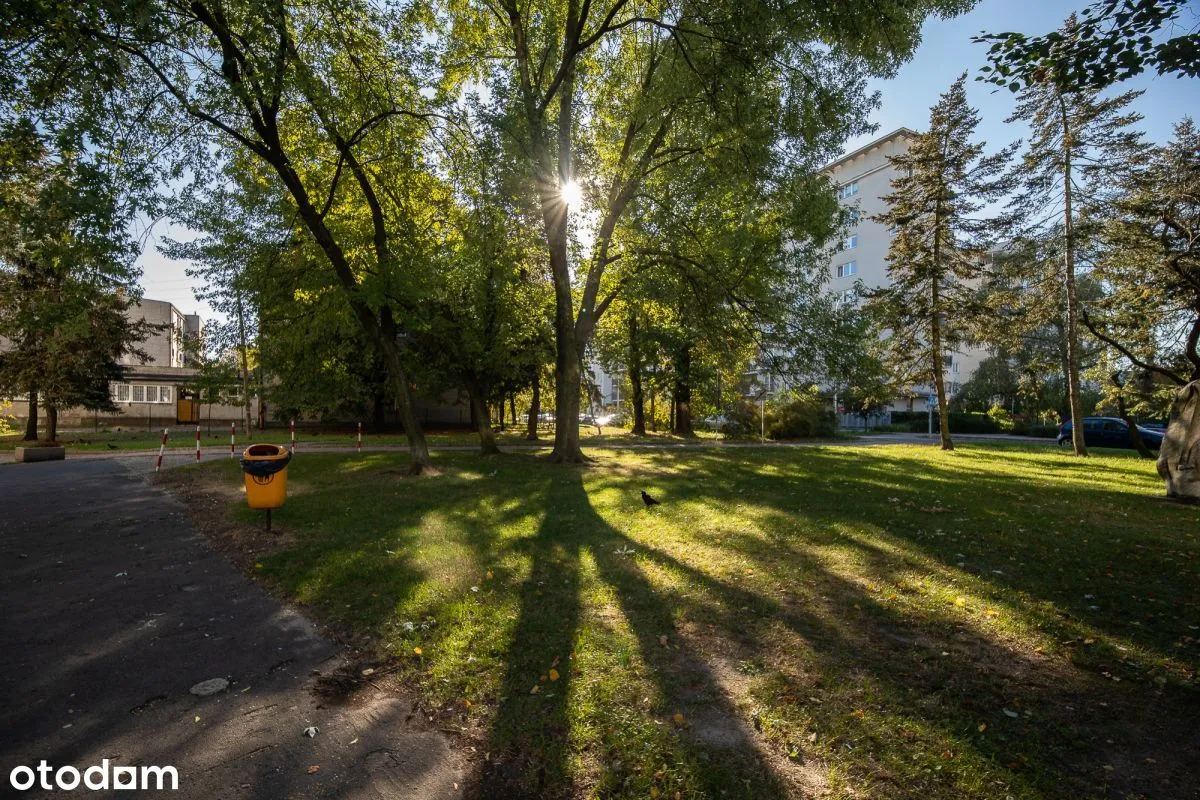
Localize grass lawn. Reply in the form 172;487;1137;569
161;444;1199;799
0;425;729;451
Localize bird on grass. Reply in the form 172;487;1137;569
106;443;118;450
641;490;661;508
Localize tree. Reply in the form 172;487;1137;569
451;0;974;462
6;0;458;472
870;74;1016;450
996;16;1145;456
0;121;149;442
977;0;1200;92
1082;119;1200;391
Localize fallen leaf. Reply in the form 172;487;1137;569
413;647;423;656
303;726;319;738
1002;708;1019;718
361;668;376;677
530;685;540;695
486;571;494;580
306;765;320;775
978;723;987;732
194;716;200;723
672;712;685;727
548;668;560;682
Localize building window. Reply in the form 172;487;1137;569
836;288;857;307
837;182;859;200
836;261;857;278
847;209;860;225
843;234;858;250
111;383;174;404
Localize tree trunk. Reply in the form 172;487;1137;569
672;344;694;436
467;381;500;456
23;386;38;441
1059;95;1088;457
650;391;657;432
930;264;954;452
628;311;646;435
526;376;541;440
1115;393;1153;459
45;404;58;442
373;393;386;432
236;293;253;438
1111;374;1153;459
669;395;675;433
929;162;953;452
510;394;517;427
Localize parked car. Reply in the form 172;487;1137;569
702;414;729;432
1057;417;1164;450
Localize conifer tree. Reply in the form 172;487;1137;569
871;73;1016;450
1083;119;1200;391
995;15;1145;455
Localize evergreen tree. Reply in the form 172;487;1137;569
1083;118;1200;390
994;14;1145;456
871;74;1016;450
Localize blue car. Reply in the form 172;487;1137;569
1058;417;1165;450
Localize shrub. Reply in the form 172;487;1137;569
889;410;1002;434
720;398;761;439
0;402;13;436
986;404;1014;431
764;387;836;440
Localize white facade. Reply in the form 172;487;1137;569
825;128;987;412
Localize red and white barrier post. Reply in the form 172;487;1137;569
195;425;201;463
155;428;168;473
230;422;236;458
290;419;296;453
357;421;362;454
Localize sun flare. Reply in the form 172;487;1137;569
560;180;583;209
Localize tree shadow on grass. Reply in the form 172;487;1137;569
468;468;792;799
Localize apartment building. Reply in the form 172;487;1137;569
825;127;987;413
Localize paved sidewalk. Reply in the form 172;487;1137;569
0;459;463;798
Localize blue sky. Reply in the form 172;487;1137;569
847;0;1200;153
138;0;1200;322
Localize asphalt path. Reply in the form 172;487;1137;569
0;458;464;798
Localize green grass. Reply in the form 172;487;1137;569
1;425;729;451
164;444;1199;799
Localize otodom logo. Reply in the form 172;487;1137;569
9;759;178;791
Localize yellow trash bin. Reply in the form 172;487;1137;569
240;444;291;510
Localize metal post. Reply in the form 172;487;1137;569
357;421;362;454
230;422;235;458
155;429;168;473
760;394;766;443
195;425;201;462
290;419;296;453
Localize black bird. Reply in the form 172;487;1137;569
106;443;118;450
641;490;661;508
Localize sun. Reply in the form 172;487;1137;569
560;180;583;209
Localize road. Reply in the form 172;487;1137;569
0;458;464;798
